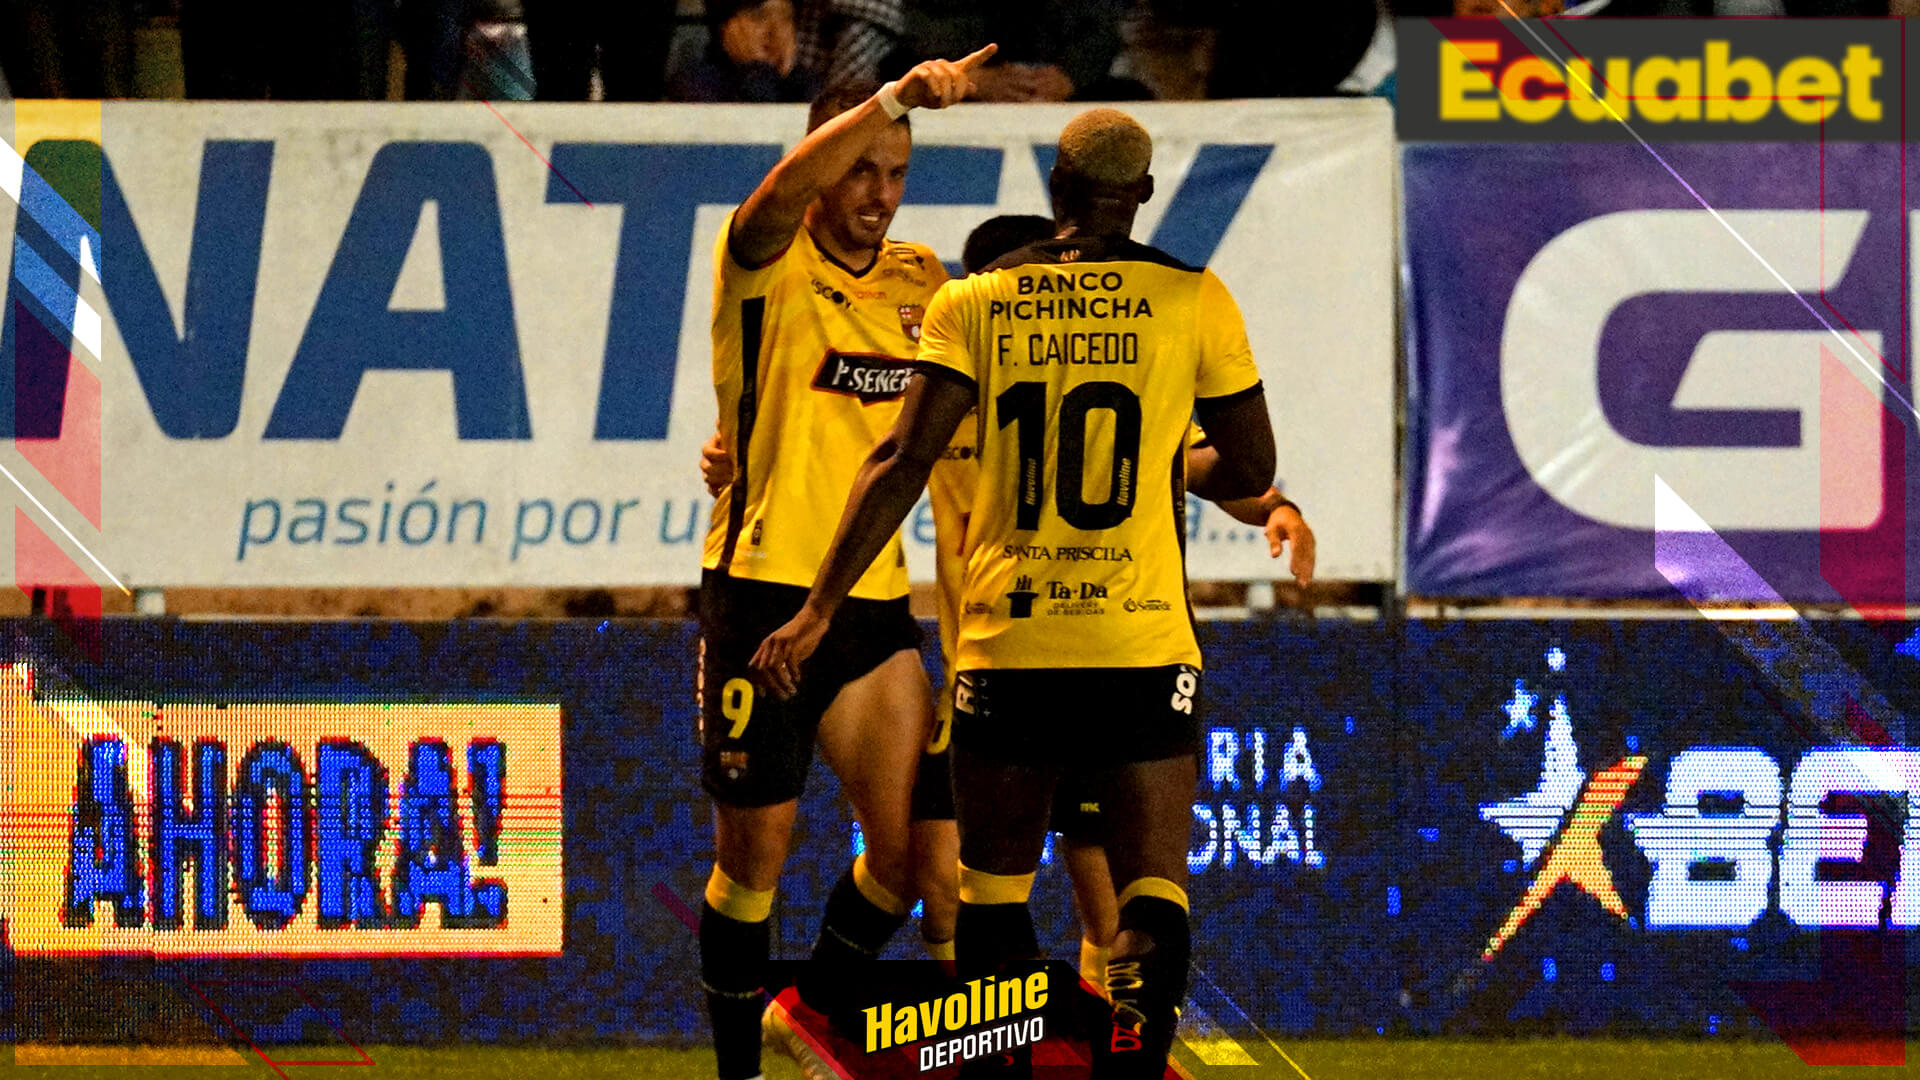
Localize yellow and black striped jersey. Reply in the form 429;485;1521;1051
916;236;1261;671
702;211;948;599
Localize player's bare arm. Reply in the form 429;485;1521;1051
1189;387;1277;502
1187;443;1315;585
729;44;998;267
750;371;976;698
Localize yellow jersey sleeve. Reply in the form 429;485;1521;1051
715;209;794;294
1194;271;1261;400
914;279;978;388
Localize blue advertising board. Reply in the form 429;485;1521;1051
7;615;1920;1047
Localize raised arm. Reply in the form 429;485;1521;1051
729;45;998;267
750;370;977;698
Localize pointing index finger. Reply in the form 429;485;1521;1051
955;43;998;72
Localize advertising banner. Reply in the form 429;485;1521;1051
1396;18;1901;144
1405;139;1919;601
1391;617;1920;1043
0;617;1383;1051
9;615;1920;1051
0;665;561;957
1400;18;1920;602
0;99;1395;589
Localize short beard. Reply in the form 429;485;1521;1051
834;215;886;257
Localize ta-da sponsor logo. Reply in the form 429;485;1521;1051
1502;209;1895;535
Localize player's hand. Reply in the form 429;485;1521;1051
1267;502;1316;588
895;44;998;109
773;21;798;76
967;64;1033;102
751;608;830;700
700;433;735;497
720;13;775;69
1017;63;1074;103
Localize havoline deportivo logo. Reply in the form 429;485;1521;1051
1478;647;1920;966
812;350;915;404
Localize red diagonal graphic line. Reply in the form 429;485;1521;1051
1814;106;1895;380
652;881;700;933
464;85;593;209
182;980;285;1079
1482;755;1647;963
768;988;856;1080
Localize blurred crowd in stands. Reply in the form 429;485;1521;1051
0;0;1391;103
0;0;1910;105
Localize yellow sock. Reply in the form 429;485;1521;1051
1079;937;1111;998
704;865;774;923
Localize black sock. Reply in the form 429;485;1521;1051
1096;896;1191;1079
954;900;1039;976
956;901;1040;1079
701;900;769;1080
801;867;908;1026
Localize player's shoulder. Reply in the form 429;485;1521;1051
879;239;938;274
1108;238;1203;274
715;207;799;279
867;238;944;296
980;236;1203;275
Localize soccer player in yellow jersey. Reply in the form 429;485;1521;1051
752;111;1279;1079
694;48;995;1080
704;217;1317;1003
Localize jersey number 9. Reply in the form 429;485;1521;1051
721;677;755;738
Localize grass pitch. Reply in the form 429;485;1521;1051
7;1041;1920;1079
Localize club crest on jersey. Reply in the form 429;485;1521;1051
898;304;925;341
812;350;915;404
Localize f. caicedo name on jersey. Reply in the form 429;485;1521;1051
988;271;1154;368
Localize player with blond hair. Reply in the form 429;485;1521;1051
752;109;1280;1078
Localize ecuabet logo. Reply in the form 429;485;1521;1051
1478;648;1920;964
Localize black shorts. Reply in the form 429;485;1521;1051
698;570;923;807
910;747;955;821
1049;772;1107;843
910;673;957;821
950;664;1203;769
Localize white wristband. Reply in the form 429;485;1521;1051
875;81;911;121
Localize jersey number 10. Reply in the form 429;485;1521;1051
996;381;1143;531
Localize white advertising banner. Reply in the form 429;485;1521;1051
1;99;1394;587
